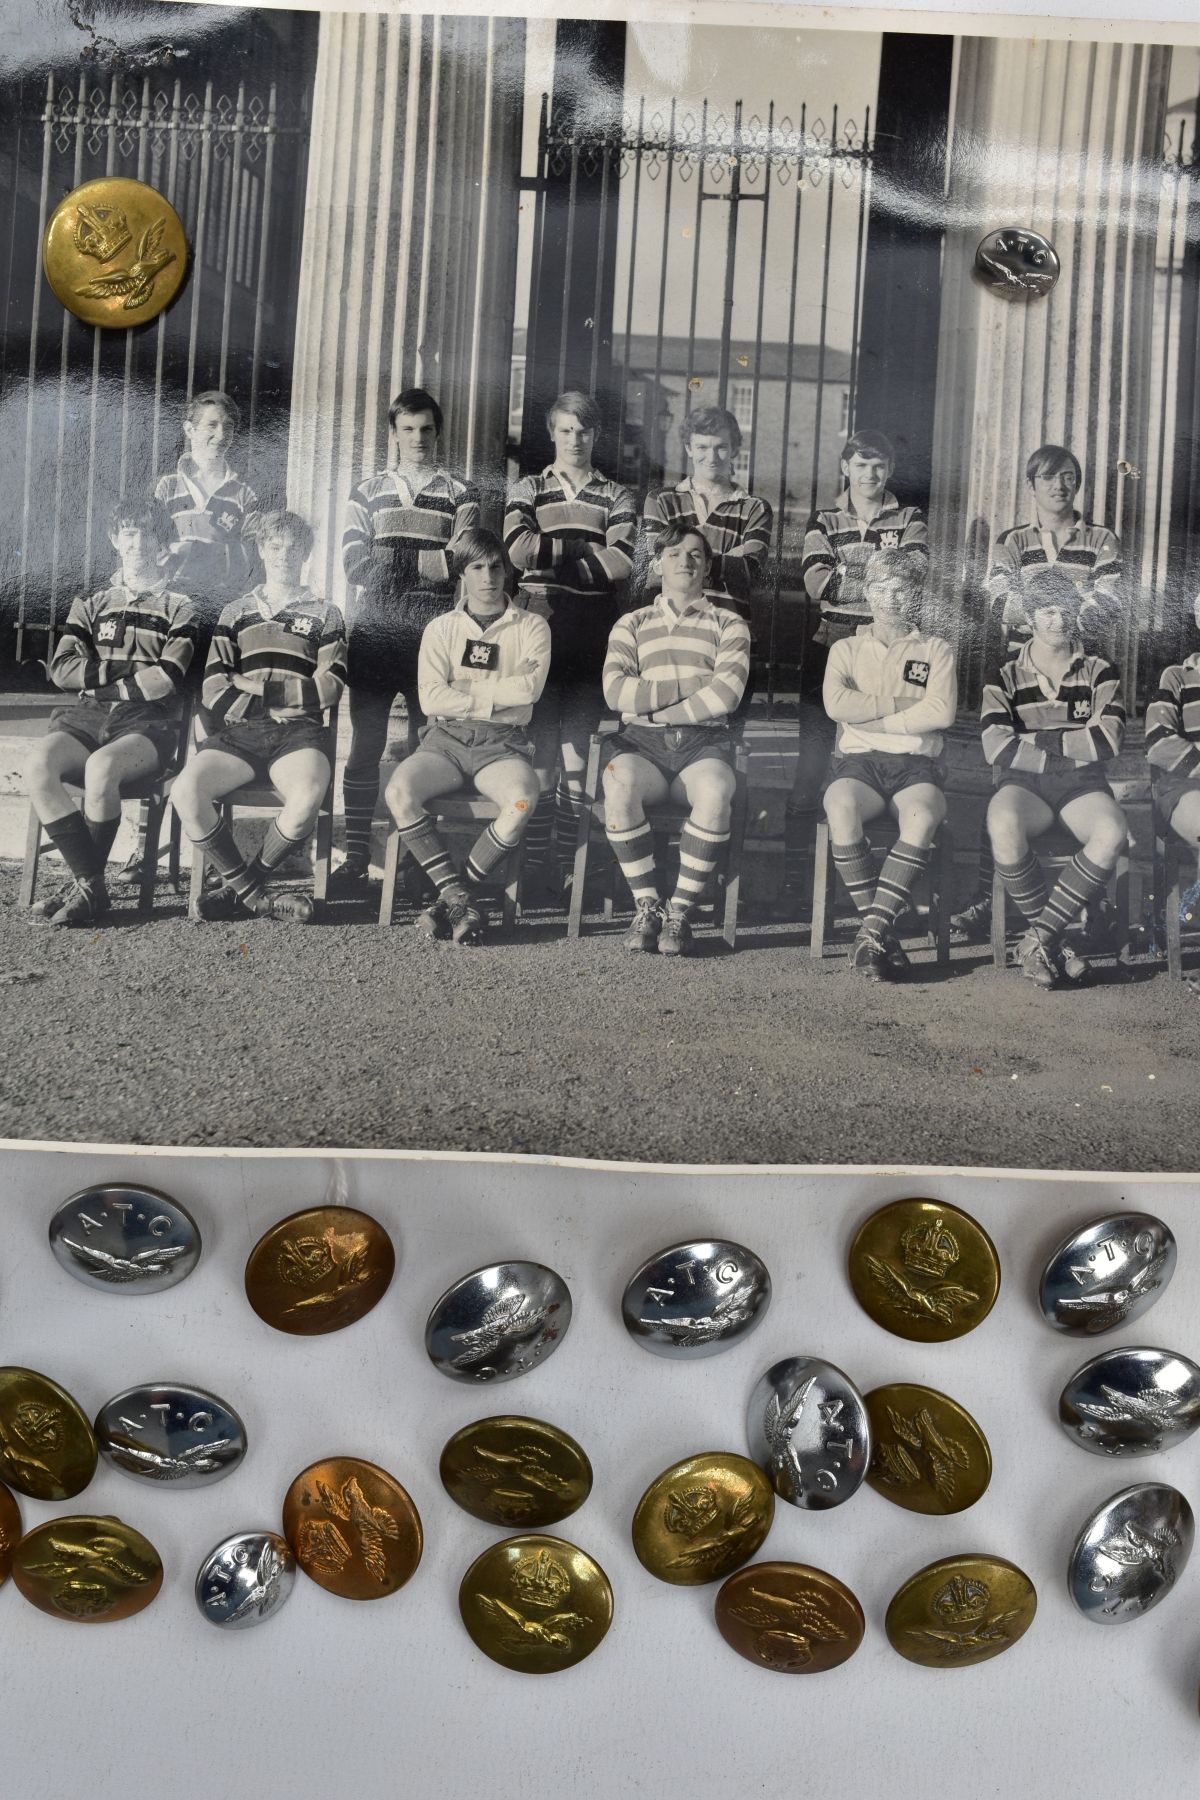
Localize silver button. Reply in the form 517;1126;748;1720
48;1184;201;1293
621;1238;771;1358
747;1356;871;1509
974;227;1060;297
1059;1346;1200;1458
195;1530;295;1629
1068;1483;1194;1623
1039;1212;1175;1334
94;1383;247;1487
425;1261;572;1383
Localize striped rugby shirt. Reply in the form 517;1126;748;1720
801;490;928;627
602;593;750;726
51;577;195;710
824;623;957;756
640;481;773;612
504;465;637;610
981;640;1125;774
1144;653;1200;779
155;456;259;606
987;512;1122;637
341;467;481;599
203;586;347;724
418;599;551;727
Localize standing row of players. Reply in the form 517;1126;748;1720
23;385;1200;981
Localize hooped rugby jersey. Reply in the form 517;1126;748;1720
1144;652;1200;780
987;512;1122;638
504;465;637;610
51;577;196;710
155;455;259;607
801;489;928;623
203;586;347;724
823;623;957;756
640;481;773;611
418;599;551;727
602;593;750;726
981;641;1125;773
341;467;481;601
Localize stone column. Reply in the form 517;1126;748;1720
928;36;1172;703
286;9;525;609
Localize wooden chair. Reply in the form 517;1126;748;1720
1155;833;1200;981
989;828;1132;968
809;819;954;966
566;721;751;949
378;793;525;931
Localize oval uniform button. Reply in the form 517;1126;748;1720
282;1457;423;1600
0;1366;97;1501
43;177;188;329
425;1261;572;1383
848;1198;1000;1342
974;227;1060;298
49;1184;202;1294
632;1451;774;1585
747;1357;870;1510
886;1554;1036;1666
14;1515;163;1623
195;1530;296;1630
439;1416;593;1529
621;1238;771;1358
715;1562;865;1673
864;1382;992;1514
244;1205;395;1336
94;1384;247;1487
458;1534;613;1673
1069;1484;1194;1623
0;1480;22;1588
1039;1212;1176;1335
1059;1345;1200;1458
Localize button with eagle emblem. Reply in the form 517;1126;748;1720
848;1198;1000;1342
439;1416;593;1528
1059;1347;1200;1458
632;1451;774;1583
43;177;188;329
747;1357;870;1510
244;1205;395;1336
0;1481;21;1588
886;1554;1037;1666
49;1184;202;1294
458;1533;613;1673
974;227;1060;298
715;1562;865;1672
13;1515;163;1623
620;1238;771;1358
864;1383;992;1514
0;1367;97;1501
425;1260;572;1383
1069;1483;1194;1623
282;1457;423;1600
94;1383;247;1488
1039;1212;1175;1335
195;1529;296;1630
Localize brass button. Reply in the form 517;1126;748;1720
715;1561;865;1672
459;1534;613;1673
244;1205;396;1335
885;1554;1036;1666
848;1198;1000;1341
864;1382;992;1515
0;1480;21;1588
13;1515;163;1623
632;1451;774;1585
282;1456;423;1600
439;1416;593;1529
0;1366;97;1501
43;177;188;328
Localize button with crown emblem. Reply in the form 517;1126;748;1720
0;1367;97;1501
1039;1212;1175;1334
43;178;188;329
439;1416;593;1528
715;1561;866;1672
621;1238;771;1358
632;1451;775;1584
425;1261;572;1383
244;1205;395;1336
1068;1484;1194;1623
458;1533;613;1672
1059;1346;1200;1458
48;1184;202;1293
747;1358;871;1509
0;1480;22;1588
864;1383;992;1514
282;1457;423;1600
885;1554;1037;1666
848;1198;1000;1342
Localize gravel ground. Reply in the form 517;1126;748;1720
0;859;1197;1170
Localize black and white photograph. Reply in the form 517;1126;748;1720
0;0;1197;1169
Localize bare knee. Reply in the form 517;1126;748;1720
823;792;862;842
383;767;419;820
82;761;121;813
1086;820;1128;867
897;803;941;846
987;804;1025;863
689;775;734;831
278;782;327;835
602;764;641;826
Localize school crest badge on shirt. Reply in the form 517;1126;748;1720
95;614;121;643
878;529;902;549
1070;697;1092;720
904;658;930;687
462;638;499;671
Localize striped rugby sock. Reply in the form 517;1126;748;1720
606;818;660;905
196;816;262;901
522;792;555;869
831;835;877;916
341;773;379;866
465;822;521;888
865;839;932;933
1033;851;1111;946
396;812;463;898
995;851;1048;922
553;775;582;866
670;821;729;916
44;808;104;882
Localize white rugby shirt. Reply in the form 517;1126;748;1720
417;597;551;726
823;621;957;756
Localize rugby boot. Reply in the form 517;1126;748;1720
415;899;451;940
328;854;371;899
196;882;252;921
850;924;892;980
445;896;486;946
624;897;663;953
949;891;992;940
882;930;911;976
113;847;147;885
1019;932;1063;989
28;884;72;922
656;905;693;958
249;888;314;924
48;876;108;928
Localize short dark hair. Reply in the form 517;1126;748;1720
254;509;315;558
1026;443;1082;488
185;389;240;432
840;428;894;467
452;526;509;577
681;405;742;454
388;387;443;435
546;390;601;435
863;547;923;599
654;522;713;567
1024;565;1085;622
109;494;174;547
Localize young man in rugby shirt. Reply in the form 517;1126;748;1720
981;567;1128;989
382;529;550;946
26;495;195;926
504;390;637;894
172;510;347;924
821;548;956;981
1144;593;1200;919
640;405;773;628
331;387;482;897
600;523;750;957
953;441;1124;939
154;390;259;645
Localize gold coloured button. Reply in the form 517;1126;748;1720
439;1416;593;1529
13;1515;163;1623
282;1456;423;1600
632;1451;774;1585
715;1561;865;1672
43;177;187;329
865;1383;992;1515
848;1198;1000;1341
459;1534;613;1674
244;1205;396;1335
0;1480;21;1587
885;1554;1036;1667
0;1366;97;1501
